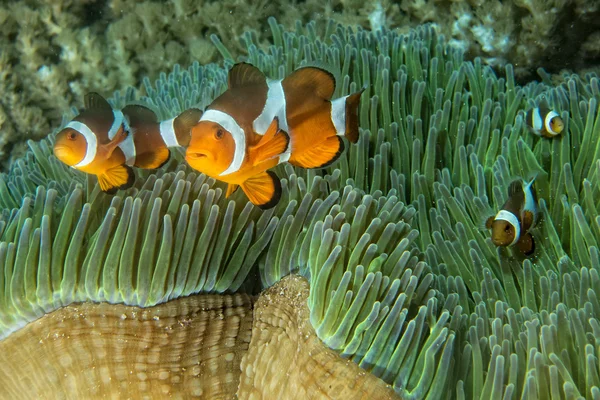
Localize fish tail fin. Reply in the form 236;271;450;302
289;136;344;169
344;88;365;143
240;171;281;209
98;165;135;194
172;108;203;147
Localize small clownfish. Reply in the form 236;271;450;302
185;62;363;209
525;106;564;138
53;92;201;193
485;177;539;256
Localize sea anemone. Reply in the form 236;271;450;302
1;17;599;399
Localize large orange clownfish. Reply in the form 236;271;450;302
186;63;364;209
53;93;201;193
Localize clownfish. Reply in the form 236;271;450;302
185;62;363;209
525;106;564;138
485;177;539;256
53;92;201;193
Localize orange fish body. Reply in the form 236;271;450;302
185;63;364;208
53;92;201;193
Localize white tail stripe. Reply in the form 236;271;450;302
68;121;97;168
331;96;347;136
160;118;179;147
495;209;521;246
108;110;125;140
532;108;543;132
253;79;288;134
544;111;560;135
200;110;246;176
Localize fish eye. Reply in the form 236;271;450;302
505;226;511;233
67;131;77;140
215;129;224;140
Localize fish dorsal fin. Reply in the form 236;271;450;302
122;104;159;125
84;92;113;111
283;66;336;100
507;179;523;197
228;63;266;89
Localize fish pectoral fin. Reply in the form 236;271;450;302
173;108;203;147
521;210;535;231
515;232;535;257
99;126;127;157
97;165;135;194
250;118;290;164
134;147;170;169
228;63;266;89
226;183;239;198
240;171;281;209
290;136;344;169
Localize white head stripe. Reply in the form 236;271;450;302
331;96;347;136
108;110;124;140
544;111;559;135
495;210;521;246
66;121;97;168
160;118;179;147
200;109;246;176
532;108;543;132
253;79;288;134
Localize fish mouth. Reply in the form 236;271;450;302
186;152;208;160
53;145;71;161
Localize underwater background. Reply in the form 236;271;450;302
2;0;600;399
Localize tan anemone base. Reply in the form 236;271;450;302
0;275;398;400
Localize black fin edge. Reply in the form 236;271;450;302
256;170;282;210
313;136;345;169
102;165;136;195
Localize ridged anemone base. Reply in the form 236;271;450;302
0;275;397;399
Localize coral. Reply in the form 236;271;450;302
2;17;600;399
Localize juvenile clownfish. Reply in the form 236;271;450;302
525;106;564;138
485;177;539;256
185;62;363;209
53;92;201;193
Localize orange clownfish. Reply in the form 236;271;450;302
525;106;564;138
485;177;539;256
185;62;364;209
53;92;201;193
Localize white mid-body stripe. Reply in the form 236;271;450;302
108;110;125;140
68;121;97;168
495;209;521;246
253;79;288;134
160;118;179;147
531;108;543;132
331;96;347;136
200;109;246;176
118;131;136;166
544;111;560;135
